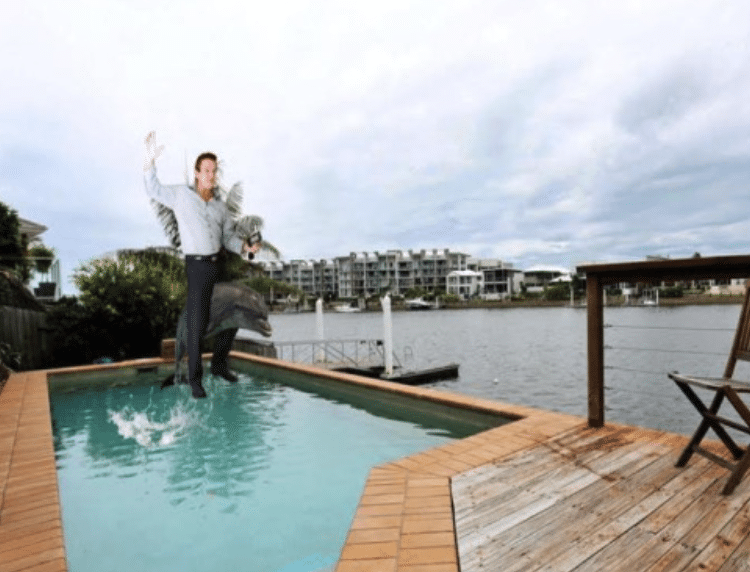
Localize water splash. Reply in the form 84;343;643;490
108;399;201;447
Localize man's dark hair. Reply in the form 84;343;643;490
194;152;217;172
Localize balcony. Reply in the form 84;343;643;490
28;257;61;302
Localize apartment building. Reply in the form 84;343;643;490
258;249;470;300
262;259;337;300
335;249;470;298
446;270;484;299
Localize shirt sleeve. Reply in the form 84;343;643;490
144;165;178;208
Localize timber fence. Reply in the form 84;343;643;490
0;306;51;370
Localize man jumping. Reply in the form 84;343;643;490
144;131;260;398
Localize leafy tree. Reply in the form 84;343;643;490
0;201;31;282
403;287;428;300
47;250;187;365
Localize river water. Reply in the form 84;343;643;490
250;304;748;438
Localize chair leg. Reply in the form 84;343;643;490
723;448;750;495
675;387;725;467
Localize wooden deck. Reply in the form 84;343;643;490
453;424;750;572
3;356;750;571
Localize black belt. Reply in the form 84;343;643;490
185;253;219;262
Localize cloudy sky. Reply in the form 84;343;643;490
3;1;750;295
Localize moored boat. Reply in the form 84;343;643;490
404;297;435;310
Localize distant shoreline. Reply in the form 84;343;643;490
271;294;746;314
438;293;744;310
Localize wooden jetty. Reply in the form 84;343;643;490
333;363;459;385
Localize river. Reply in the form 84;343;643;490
247;303;747;437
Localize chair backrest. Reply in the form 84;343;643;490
724;280;750;378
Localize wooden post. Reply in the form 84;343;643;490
587;274;605;427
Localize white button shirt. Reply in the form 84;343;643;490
145;166;244;256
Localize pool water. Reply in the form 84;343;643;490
50;367;503;572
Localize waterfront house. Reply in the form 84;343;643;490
521;264;572;294
19;217;61;303
446;269;484;299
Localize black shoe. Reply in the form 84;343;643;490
190;380;207;398
212;368;238;383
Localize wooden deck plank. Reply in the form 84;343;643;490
453;427;647;522
532;457;716;572
457;446;678;572
715;528;750;572
473;451;685;572
681;498;750;571
454;424;750;572
614;476;750;572
558;479;731;571
454;438;667;552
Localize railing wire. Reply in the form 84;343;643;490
603;322;732;378
605;323;735;332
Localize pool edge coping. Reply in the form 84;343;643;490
1;354;587;572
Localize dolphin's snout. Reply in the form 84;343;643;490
258;319;273;337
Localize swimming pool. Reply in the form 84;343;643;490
49;364;505;572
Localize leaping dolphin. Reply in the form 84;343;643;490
161;281;272;388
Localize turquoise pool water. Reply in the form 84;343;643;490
50;365;504;572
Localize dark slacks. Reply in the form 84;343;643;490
185;256;237;387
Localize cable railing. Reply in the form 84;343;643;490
272;338;403;371
602;322;735;377
577;254;750;427
599;317;750;436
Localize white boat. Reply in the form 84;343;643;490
641;289;659;306
334;304;361;313
405;297;436;310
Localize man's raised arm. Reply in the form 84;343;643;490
143;131;176;208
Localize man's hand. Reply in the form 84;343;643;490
144;131;165;172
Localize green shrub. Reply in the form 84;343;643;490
47;250;187;366
440;293;461;304
0;342;21;370
28;243;55;272
544;283;572;301
47;296;116;366
659;286;684;298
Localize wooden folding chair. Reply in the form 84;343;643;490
669;281;750;494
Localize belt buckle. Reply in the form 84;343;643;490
189;253;218;262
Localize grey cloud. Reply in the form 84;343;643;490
616;61;711;134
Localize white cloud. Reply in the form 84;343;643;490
3;0;750;290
